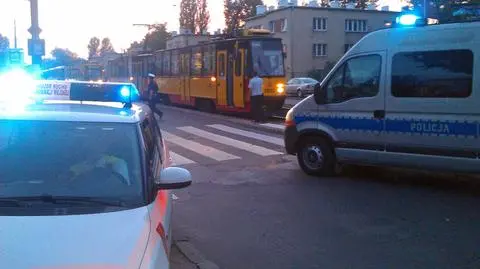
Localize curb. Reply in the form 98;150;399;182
158;104;285;135
174;240;220;269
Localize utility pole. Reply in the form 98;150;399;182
14;19;17;48
28;0;45;66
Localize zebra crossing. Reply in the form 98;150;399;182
163;124;285;166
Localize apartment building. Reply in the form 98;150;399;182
245;5;399;79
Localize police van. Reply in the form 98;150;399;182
284;18;480;176
0;72;191;268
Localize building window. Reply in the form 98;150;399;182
345;19;367;32
391;50;473;98
325;54;381;103
312;44;327;57
344;44;354;53
268;18;287;33
313;17;327;31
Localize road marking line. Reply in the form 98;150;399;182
169;151;196;166
207;124;284;146
260;123;284;130
178;126;283;156
163;131;240;161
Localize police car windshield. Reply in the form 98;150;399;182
0;120;143;204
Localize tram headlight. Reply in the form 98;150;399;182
276;83;285;93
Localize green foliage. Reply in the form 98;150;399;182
0;34;9;51
224;0;264;32
180;0;197;33
143;23;171;51
100;38;115;56
196;0;211;34
48;48;83;67
307;61;336;82
87;37;100;59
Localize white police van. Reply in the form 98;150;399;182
0;70;191;268
285;18;480;176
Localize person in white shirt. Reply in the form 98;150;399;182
248;71;265;123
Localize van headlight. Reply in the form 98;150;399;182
276;83;284;93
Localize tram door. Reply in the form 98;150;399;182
181;53;191;105
216;51;227;106
233;49;245;108
226;52;234;107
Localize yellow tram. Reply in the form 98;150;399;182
154;29;287;114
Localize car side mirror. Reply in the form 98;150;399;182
155;167;192;190
313;83;326;104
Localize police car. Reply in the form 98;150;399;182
285;16;480;176
0;69;192;268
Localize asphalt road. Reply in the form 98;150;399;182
162;105;480;269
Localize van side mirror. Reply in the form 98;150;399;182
155;167;192;190
313;83;326;104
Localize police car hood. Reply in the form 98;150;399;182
0;206;151;268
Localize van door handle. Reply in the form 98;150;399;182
373;110;385;119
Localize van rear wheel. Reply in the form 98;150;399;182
297;137;336;176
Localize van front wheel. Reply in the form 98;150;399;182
297;137;336;176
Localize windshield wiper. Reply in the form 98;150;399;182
0;195;127;207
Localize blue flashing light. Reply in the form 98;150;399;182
396;14;420;26
0;69;37;108
120;86;130;98
69;82;140;106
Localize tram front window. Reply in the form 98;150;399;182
251;40;285;77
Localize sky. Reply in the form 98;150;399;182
0;0;405;62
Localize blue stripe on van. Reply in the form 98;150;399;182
294;116;478;137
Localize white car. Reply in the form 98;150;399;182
0;72;191;269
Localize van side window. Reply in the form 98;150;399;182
391;50;473;98
325;54;381;103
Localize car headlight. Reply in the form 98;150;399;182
276;83;285;93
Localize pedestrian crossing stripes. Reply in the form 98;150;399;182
259;123;284;131
162;131;240;162
207;124;283;146
177;126;282;156
169;151;196;166
162;124;285;166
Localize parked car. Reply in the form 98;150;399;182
286;77;319;98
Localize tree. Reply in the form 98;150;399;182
224;0;264;32
51;48;80;66
195;0;210;34
243;0;263;18
87;37;100;59
179;0;197;33
143;23;171;51
407;0;474;19
0;34;9;51
319;0;330;7
355;0;367;9
100;37;115;56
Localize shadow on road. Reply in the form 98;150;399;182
338;165;480;196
